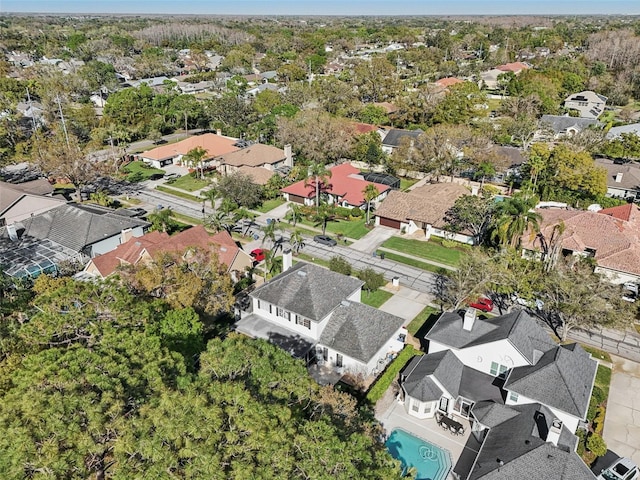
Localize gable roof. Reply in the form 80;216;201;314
382;128;423;147
319;301;405;363
280;163;389;206
435;77;464;88
539;115;598;135
236;166;276;185
599;203;637;222
505;344;597;419
87;225;242;277
606;122;640;140
0;180;56;214
139;133;240;161
426;310;557;364
350;122;379;135
250;262;363;322
496;62;530;73
460;403;594;480
18;204;149;254
375;183;471;227
218;144;285;168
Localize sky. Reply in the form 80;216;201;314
2;0;639;16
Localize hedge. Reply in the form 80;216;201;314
366;345;422;404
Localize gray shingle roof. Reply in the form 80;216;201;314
382;128;423;147
427;310;557;364
471;401;519;428
18;204;149;254
505;344;597;419
402;351;463;401
459;403;595;480
539;115;598;135
318;301;405;363
250;262;364;322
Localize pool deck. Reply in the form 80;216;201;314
377;400;482;479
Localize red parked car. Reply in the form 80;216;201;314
250;248;267;262
469;297;494;312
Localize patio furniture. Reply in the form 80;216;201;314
437;413;465;435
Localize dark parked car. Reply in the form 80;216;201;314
127;207;147;217
313;235;337;247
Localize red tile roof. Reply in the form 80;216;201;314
599;203;635;222
139;133;240;161
435;77;463;88
497;62;530;73
350;122;379;135
281;163;389;206
88;225;241;277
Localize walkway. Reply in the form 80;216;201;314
603;355;640;465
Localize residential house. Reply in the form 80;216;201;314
235;260;406;378
480;62;530;90
563;91;607;119
13;203;150;261
246;83;280;97
521;204;640;284
217;143;293;178
606;122;640;140
538;115;599;140
138;132;240;169
125;76;170;89
0;179;66;226
595;158;640;200
83;225;252;280
401;309;597;479
381;128;424;155
281;163;390;208
375;182;475;243
435;77;464;89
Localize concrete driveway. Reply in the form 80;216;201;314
349;226;396;253
378;285;433;321
603;355;640;465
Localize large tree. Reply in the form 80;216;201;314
444;194;496;245
216;171;263;209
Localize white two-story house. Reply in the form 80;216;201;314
235;259;406;378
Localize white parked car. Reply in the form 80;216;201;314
622;283;638;303
597;457;638;480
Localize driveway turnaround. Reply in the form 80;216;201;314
603;355;640;465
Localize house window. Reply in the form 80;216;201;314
509;391;519;402
438;397;449;413
296;316;311;329
336;354;343;368
453;397;474;418
490;362;508;377
412;401;420;412
276;307;290;320
257;300;261;310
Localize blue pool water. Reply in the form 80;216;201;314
386;429;452;480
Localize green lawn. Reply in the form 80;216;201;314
167;174;210;192
400;177;419;191
255;197;286;213
170;212;204;225
380;251;445;273
360;289;394;308
122;161;164;180
295;253;330;269
299;217;370;240
406;306;441;336
581;346;612;364
382;237;466;267
155;185;203;203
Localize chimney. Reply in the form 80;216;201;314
282;249;293;272
463;308;477;331
284;144;293;167
6;224;18;241
216;129;222;136
615;173;623;183
546;419;562;446
121;228;134;243
471;185;480;196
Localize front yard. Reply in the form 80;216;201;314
122;161;164;181
166;174;210;192
382;236;468;267
298;216;370;240
360;289;393;308
255;197;286;213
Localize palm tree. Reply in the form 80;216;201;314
313;205;337;236
287;204;305;227
202;187;219;208
183;146;208;179
261;221;282;249
304;163;332;211
288;229;305;254
205;210;235;234
148;208;175;234
362;183;379;225
492;195;541;248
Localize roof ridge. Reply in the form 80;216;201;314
553;347;584;417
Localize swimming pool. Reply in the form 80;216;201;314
386;429;452;480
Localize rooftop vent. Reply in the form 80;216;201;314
297;270;307;277
547;419;562;446
341;300;350;307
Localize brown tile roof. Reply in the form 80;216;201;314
236;166;276;185
88;225;242;277
139;133;240;161
375;182;470;226
435;77;463;88
522;207;640;276
218;144;285;168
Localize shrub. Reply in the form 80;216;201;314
586;432;607;457
127;171;144;183
576;429;587;457
334;206;353;219
593;406;606;435
366;346;422;404
348;208;364;217
587;386;606;420
329;256;352;276
357;268;385;292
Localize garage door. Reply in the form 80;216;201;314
378;217;401;229
289;194;306;204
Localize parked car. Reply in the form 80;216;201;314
469;297;494;312
597;457;638;480
622;283;638;303
511;294;544;311
163;172;181;180
250;248;267;262
313;235;337;247
127;207;147;217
